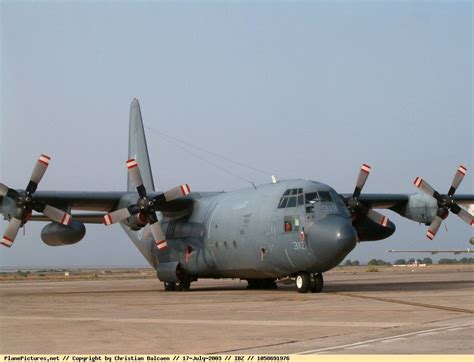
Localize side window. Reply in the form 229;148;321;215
305;192;319;204
319;191;333;202
284;215;300;232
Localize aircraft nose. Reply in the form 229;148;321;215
307;215;358;270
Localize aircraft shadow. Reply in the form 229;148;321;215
188;279;473;293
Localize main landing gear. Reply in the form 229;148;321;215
295;272;324;293
164;280;191;291
163;272;195;292
246;278;278;290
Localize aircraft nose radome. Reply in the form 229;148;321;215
308;215;358;270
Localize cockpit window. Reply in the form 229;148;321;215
287;196;297;207
305;192;319;204
297;194;304;206
278;188;304;209
318;191;333;202
278;197;288;208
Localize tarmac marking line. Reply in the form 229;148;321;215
415;332;438;337
299;322;474;354
332;292;474;314
380;337;407;343
0;315;407;328
447;327;467;332
343;345;368;350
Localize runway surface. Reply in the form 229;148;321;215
0;266;473;354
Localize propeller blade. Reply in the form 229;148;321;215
426;216;443;240
150;222;167;250
367;209;389;227
126;159;146;198
26;154;51;193
448;165;467;196
1;218;22;247
353;164;371;199
163;184;191;201
103;207;134;225
0;183;9;197
413;177;440;200
146;212;167;250
43;205;72;225
451;206;474;225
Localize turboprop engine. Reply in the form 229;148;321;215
41;220;86;246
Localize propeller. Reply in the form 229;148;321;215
103;159;191;251
1;155;72;248
414;165;473;240
346;164;391;227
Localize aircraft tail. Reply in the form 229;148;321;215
128;98;155;192
123;98;157;268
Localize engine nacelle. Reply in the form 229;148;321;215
41;220;86;246
392;193;437;224
122;213;148;230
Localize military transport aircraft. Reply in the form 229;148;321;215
1;99;473;293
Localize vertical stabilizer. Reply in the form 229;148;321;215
123;98;157;268
128;99;155;192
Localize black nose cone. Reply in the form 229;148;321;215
307;215;358;271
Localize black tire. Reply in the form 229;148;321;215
295;272;311;293
261;279;278;289
246;279;259;289
247;279;277;289
310;273;324;293
164;282;176;291
175;280;191;292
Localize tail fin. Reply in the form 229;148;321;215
123;99;157;269
128;98;155;192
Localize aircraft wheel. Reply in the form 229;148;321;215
246;279;259;289
310;273;324;293
247;279;277;289
164;282;176;291
295;272;311;293
175;280;191;292
262;279;278;289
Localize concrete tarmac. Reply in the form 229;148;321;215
0;266;473;355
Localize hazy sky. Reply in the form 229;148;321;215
1;1;472;268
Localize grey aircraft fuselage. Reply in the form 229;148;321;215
126;179;357;281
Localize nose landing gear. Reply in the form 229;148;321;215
295;272;324;293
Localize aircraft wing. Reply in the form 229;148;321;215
1;190;194;224
340;193;474;209
23;191;125;212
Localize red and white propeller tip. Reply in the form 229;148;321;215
458;165;467;176
43;205;72;226
38;154;51;165
126;159;138;169
30;154;51;186
361;164;371;174
1;218;21;248
367;209;390;227
164;184;191;201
